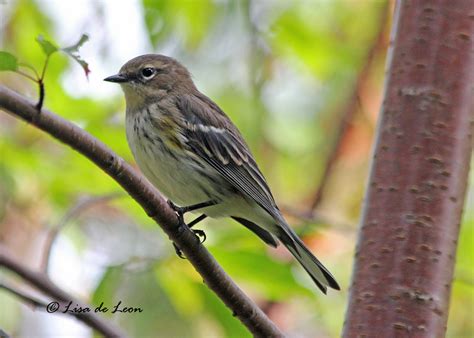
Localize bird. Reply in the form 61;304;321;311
104;54;339;294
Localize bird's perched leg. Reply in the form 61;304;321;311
172;214;208;258
168;199;216;258
168;199;217;215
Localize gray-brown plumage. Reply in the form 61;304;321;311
105;54;340;293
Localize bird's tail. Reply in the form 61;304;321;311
276;223;340;294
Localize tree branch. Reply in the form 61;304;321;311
0;328;11;338
280;204;354;233
0;246;124;337
308;2;389;213
41;193;123;273
1;280;50;310
0;85;283;337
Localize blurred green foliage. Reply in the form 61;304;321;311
0;0;472;337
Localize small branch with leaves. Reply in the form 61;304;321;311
0;34;90;111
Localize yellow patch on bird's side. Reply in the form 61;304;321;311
158;116;185;150
163;134;184;150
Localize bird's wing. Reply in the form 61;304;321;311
176;93;280;220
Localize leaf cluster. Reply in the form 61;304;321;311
0;34;90;77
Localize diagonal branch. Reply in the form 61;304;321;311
1;280;50;310
0;328;11;338
0;85;283;338
0;246;124;337
308;2;390;213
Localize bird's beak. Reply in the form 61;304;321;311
103;73;129;83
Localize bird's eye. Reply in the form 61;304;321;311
141;67;155;79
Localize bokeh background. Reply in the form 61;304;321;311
0;0;472;337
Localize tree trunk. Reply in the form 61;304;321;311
343;1;474;337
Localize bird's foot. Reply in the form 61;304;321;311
168;200;208;259
168;200;188;259
173;243;186;259
168;199;217;215
172;229;207;259
167;199;185;225
192;229;207;243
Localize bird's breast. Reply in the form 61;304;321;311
125;107;220;206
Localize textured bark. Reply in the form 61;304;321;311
344;1;474;337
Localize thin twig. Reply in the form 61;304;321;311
39;55;50;81
14;70;37;82
0;246;124;337
280;204;354;233
18;63;40;79
0;328;10;338
0;85;283;337
41;193;123;273
36;80;44;111
0;281;48;310
36;56;51;111
308;2;390;212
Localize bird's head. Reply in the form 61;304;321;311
104;54;195;109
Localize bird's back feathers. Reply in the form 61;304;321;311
177;93;280;219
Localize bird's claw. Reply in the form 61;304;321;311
172;229;207;259
167;199;181;213
167;199;185;226
173;243;186;259
193;229;206;243
168;200;207;258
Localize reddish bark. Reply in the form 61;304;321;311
343;1;474;337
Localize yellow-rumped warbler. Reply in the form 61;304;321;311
104;54;339;293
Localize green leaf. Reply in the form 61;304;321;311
0;51;18;71
36;35;58;56
62;34;89;53
61;34;91;79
